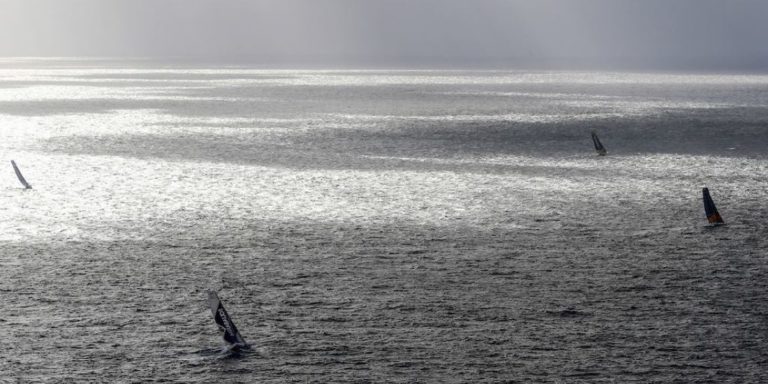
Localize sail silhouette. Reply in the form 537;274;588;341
207;291;250;350
591;131;607;156
702;187;725;225
11;160;32;189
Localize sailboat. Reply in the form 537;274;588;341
702;187;725;226
591;131;607;156
208;291;250;352
11;160;32;189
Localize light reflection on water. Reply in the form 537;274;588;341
1;61;767;382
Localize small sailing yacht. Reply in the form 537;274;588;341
208;291;250;352
10;160;32;189
702;187;725;226
591;131;607;156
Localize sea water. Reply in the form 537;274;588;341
0;59;767;382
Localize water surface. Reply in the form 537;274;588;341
1;59;767;382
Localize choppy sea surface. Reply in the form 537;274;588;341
0;58;767;383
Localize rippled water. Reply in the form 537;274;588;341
1;59;767;382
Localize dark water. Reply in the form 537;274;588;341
0;60;767;382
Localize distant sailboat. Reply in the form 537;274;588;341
208;291;250;351
702;187;725;226
591;131;607;156
10;160;32;189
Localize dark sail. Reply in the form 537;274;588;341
11;160;32;189
702;187;725;225
208;291;249;349
591;131;607;156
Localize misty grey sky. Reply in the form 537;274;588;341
1;0;767;68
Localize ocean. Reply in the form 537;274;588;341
0;59;767;383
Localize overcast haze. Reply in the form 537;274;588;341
1;0;768;68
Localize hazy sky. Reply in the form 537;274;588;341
1;0;767;68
